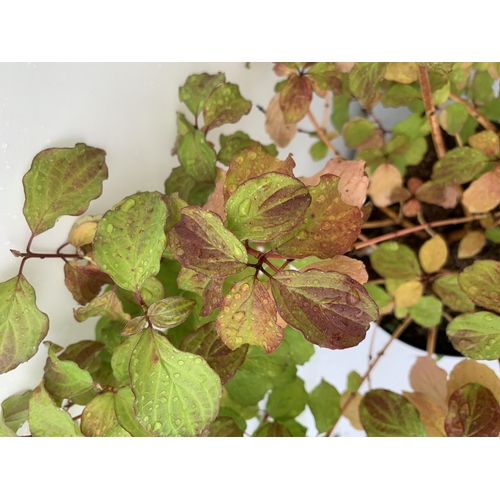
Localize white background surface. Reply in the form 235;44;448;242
1;62;499;436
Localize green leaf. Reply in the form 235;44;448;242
331;94;350;133
58;340;105;370
168;206;248;277
458;260;500;314
382;83;421;108
432;274;475;313
274;175;363;259
429;71;450;105
114;387;152;437
64;261;113;306
309;140;328;161
447;312;500;360
171;112;196;155
178;130;216;182
81;392;116;437
0;275;49;374
164;166;197;203
94;192;167;292
147;297;196;329
356;148;386;170
284;326;315;365
279;74;313;124
432;147;493;185
220;389;258;420
470;71;494;104
96;317;125;359
445;383;500;437
73;289;131;323
224;368;272;407
440;103;468;135
203;83;251;131
216;276;284;354
177;268;223;317
403;137;427;166
1;390;32;432
111;335;141;386
271;269;378;350
103;422;131;437
267;376;308;421
226;173;310;243
392;113;430;141
179;72;225;116
347;371;363;393
253;421;293;437
217;407;246;433
224;145;295;201
28;382;83;437
485;227;500;243
130;328;221;436
349;62;387;108
22;143;108;236
364;284;393;315
343;118;376;148
209;416;244;437
359;389;427;437
0;418;16;436
120;316;148;337
180;321;248;385
308;379;341;433
281;419;307;437
44;341;96;401
370;242;421;280
408;295;442;328
384;134;410;156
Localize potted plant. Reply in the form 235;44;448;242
1;62;499;437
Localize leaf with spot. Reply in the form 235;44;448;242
94;192;167;292
1;390;31;433
177;268;223;317
218;131;277;167
279;74;313;124
22;143;108;236
308;62;343;93
432;274;475;313
308;379;341;433
432;147;493;185
178;130;216;182
359;389;427;437
203;83;251;132
225;173;311;242
370;242;421;280
0;275;49;374
179;72;225;117
447;312;500;360
415;181;458;209
81;392;116;437
445;383;500;437
270;269;378;350
120;316;148;337
64;261;113;306
267;376;308;421
458;260;500;313
224;145;295;201
301;255;368;283
147;296;196;329
28;382;83;437
274;175;363;259
43;341;96;401
216;276;284;354
168;206;248;278
130;328;221;436
180;321;248;384
349;62;387;108
253;422;293;437
73;289;131;323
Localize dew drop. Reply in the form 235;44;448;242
238;199;251;217
173;373;181;379
317;194;326;204
232;311;245;323
36;185;42;191
235;156;244;165
177;360;184;366
322;221;332;231
173;396;179;402
121;198;136;212
235;336;243;344
484;314;494;322
248;151;257;161
106;223;114;234
175;419;181;426
153;422;162;431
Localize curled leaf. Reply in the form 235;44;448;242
265;93;297;148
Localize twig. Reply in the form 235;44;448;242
307;110;342;158
362;219;398;229
417;211;437;237
426;325;438;356
449;92;498;133
325;316;413;437
354;214;487;250
418;65;446;159
366;278;385;285
442;310;454;323
357;232;378;250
